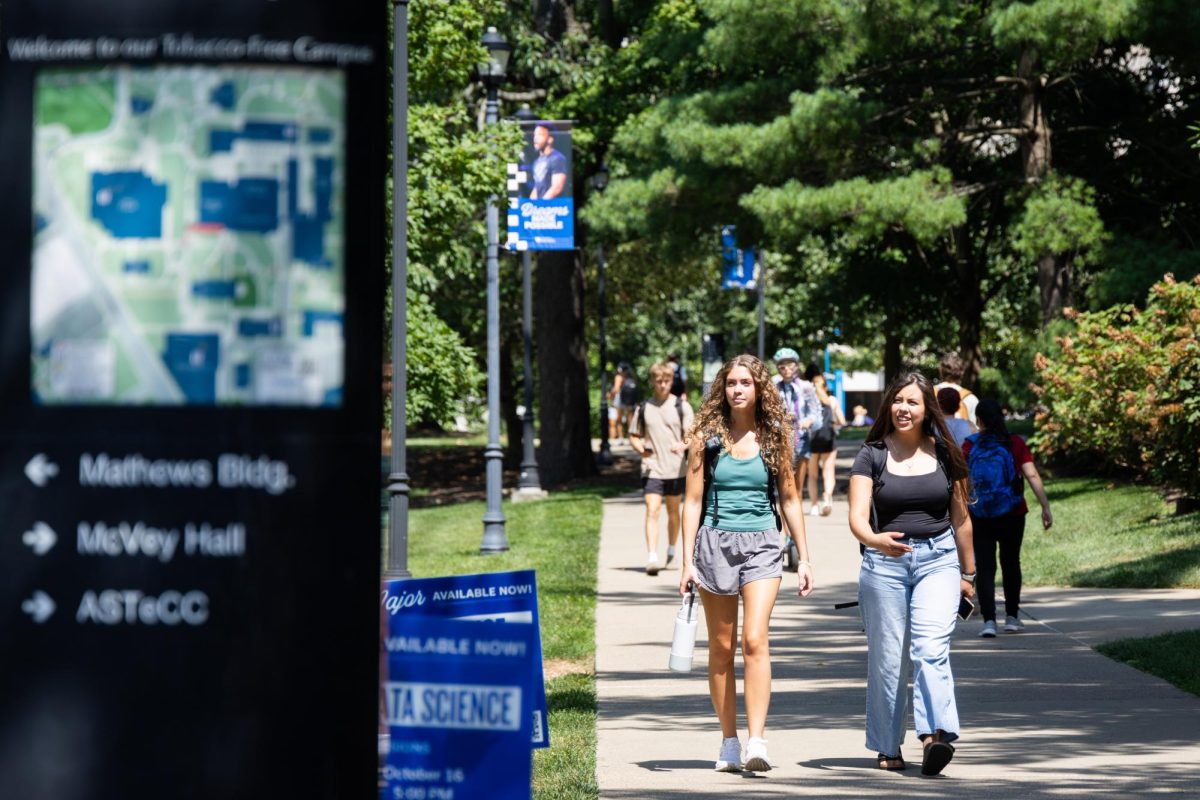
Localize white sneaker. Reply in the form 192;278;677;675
715;736;742;772
743;737;772;772
645;552;660;576
1004;615;1025;632
809;504;821;516
665;546;676;566
979;620;997;638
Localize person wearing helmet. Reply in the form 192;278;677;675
772;348;822;521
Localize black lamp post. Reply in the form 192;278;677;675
479;27;513;554
384;0;412;579
589;163;613;467
510;105;546;499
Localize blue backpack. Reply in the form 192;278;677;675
966;433;1023;518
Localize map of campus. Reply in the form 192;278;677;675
32;65;347;406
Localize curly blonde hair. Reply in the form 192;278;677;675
688;355;794;474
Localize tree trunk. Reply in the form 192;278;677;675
596;0;619;49
535;249;597;484
952;227;984;389
1018;47;1070;325
883;321;903;388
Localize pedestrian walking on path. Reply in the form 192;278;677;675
848;371;976;775
805;367;846;516
965;397;1053;638
679;355;814;774
630;362;695;576
596;444;1200;797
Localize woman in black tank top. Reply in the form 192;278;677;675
847;371;976;776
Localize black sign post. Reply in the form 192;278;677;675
0;3;385;798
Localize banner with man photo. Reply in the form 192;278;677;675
506;120;574;251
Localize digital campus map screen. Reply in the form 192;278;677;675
31;65;347;407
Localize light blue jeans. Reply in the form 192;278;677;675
858;529;961;756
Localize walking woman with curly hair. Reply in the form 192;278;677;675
679;355;815;774
847;371;976;775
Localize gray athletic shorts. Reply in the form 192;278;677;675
693;525;783;596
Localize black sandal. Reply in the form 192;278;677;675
876;749;906;770
921;738;955;776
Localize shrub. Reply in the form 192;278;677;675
1033;274;1200;502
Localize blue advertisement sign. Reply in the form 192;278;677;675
383;616;535;800
382;570;549;748
720;225;756;289
508;197;575;251
506;120;574;251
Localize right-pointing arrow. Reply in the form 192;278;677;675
22;522;58;556
24;454;60;488
21;591;56;624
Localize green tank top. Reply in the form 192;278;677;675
702;452;777;532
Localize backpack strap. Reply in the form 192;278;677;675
862;441;888;555
702;436;722;526
766;463;782;531
635;400;648;439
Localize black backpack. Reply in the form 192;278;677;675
702;436;781;531
619;375;640;406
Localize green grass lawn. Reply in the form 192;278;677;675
402;486;622;800
1019;477;1200;588
1097;630;1200;697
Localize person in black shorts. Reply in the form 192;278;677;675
630;363;694;575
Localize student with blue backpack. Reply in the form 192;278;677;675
963;398;1053;638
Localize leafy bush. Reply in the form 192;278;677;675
1033;274;1200;500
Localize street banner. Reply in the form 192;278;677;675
506;120;574;251
720;225;755;289
0;2;385;797
382;570;549;748
383;616;535;800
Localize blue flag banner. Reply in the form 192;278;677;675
720;226;755;289
506;120;574;251
507;197;575;251
383;616;535;800
382;570;549;748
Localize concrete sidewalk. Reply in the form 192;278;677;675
594;444;1200;798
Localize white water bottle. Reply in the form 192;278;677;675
668;582;699;672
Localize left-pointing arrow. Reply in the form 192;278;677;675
21;591;56;624
24;454;60;488
22;522;58;556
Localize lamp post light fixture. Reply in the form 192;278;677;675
510;105;547;501
589;163;613;467
479;27;512;554
384;0;412;580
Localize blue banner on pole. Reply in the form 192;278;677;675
720;225;755;289
382;570;549;748
506;120;574;251
383;616;535;800
507;197;575;251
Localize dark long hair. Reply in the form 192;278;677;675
866;371;969;482
974;398;1011;440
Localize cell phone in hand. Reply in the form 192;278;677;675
957;596;976;621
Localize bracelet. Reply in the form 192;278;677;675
797;560;812;568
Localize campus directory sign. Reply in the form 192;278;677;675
383;616;536;800
382;570;550;749
506;120;574;251
0;2;385;798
